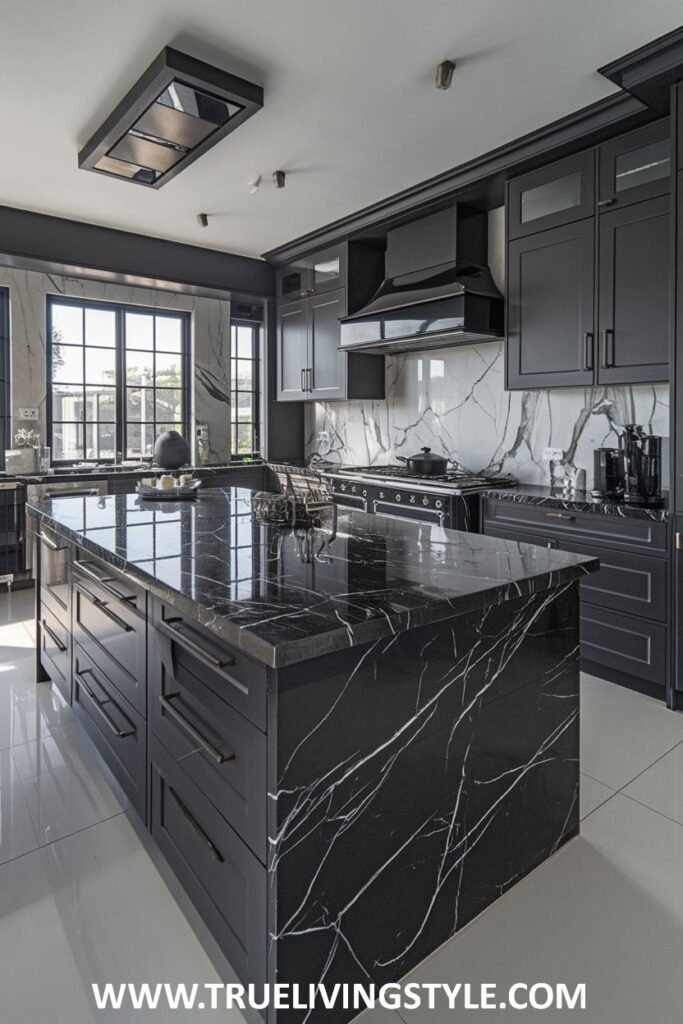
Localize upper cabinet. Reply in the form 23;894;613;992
275;242;385;403
598;121;671;209
507;151;595;239
277;245;347;300
506;120;671;390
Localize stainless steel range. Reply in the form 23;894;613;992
322;466;517;530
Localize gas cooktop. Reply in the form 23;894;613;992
331;465;517;492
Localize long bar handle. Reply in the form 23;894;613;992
42;619;67;653
76;668;135;738
544;511;575;521
73;559;136;605
39;530;63;551
167;786;224;863
158;618;235;670
159;693;235;766
73;583;132;632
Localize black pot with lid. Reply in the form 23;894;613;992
396;447;450;477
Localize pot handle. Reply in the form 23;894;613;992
396;456;408;463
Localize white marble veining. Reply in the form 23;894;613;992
0;267;232;462
307;341;669;488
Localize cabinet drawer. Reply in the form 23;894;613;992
73;643;146;817
580;603;666;687
155;602;267;731
73;561;146;717
39;603;71;705
38;526;70;624
150;627;267;861
561;539;667;622
482;499;669;554
150;744;267;987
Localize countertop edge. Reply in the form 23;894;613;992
28;503;599;669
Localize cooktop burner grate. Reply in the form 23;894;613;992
335;466;517;490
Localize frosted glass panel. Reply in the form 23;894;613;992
521;172;582;223
615;139;670;193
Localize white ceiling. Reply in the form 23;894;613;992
1;1;682;259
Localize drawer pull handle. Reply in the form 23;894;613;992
76;667;135;739
159;693;235;766
74;583;133;632
42;619;67;653
160;619;235;670
167;785;224;863
39;530;64;551
583;332;594;371
73;560;137;605
544;511;575;521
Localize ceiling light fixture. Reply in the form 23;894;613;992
249;175;262;194
196;212;209;227
79;47;264;188
435;59;456;90
272;169;286;189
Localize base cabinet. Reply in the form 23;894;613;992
73;641;147;817
150;748;267;988
481;498;670;694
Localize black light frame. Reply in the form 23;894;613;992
79;46;264;189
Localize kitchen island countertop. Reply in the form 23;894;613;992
28;486;597;668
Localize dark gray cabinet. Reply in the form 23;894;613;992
597;195;670;384
598;120;671;210
506;219;595;389
276;242;385;403
277;297;309;400
276;244;346;299
507;126;671;391
507;150;595;239
481;498;670;694
73;641;147;817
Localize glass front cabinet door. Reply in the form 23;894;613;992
598;120;670;210
508;150;595;239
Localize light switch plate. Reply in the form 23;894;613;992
18;407;39;420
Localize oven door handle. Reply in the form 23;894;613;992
330;491;367;512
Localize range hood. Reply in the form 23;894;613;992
340;205;504;354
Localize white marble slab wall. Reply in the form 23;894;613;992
0;267;231;462
306;341;670;488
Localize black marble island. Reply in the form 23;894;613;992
29;488;597;1023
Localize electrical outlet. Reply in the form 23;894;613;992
316;431;330;443
543;446;564;462
18;407;39;420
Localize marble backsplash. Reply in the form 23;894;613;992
0;267;232;463
306;341;670;489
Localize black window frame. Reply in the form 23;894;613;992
0;289;10;471
230;318;261;461
47;296;191;466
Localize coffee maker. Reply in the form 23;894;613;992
619;425;663;507
592;448;624;499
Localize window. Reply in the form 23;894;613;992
0;289;10;470
230;320;260;458
48;297;190;463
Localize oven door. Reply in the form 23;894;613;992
372;500;449;527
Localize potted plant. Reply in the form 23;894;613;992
5;428;41;474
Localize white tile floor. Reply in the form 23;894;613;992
0;591;682;1022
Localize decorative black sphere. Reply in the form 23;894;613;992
153;430;190;470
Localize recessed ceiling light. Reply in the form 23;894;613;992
79;47;264;188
